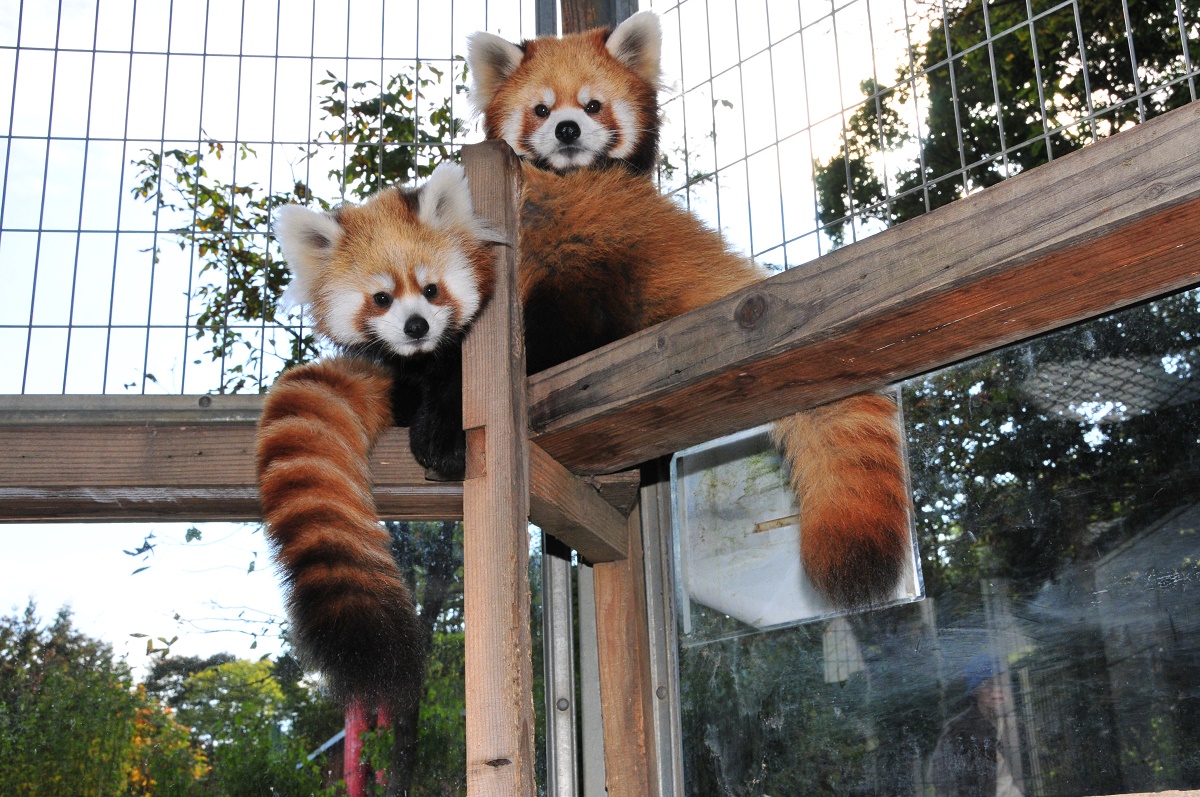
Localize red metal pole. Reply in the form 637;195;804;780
344;701;368;797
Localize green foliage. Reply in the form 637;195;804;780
131;62;470;393
127;690;208;797
905;290;1200;598
166;657;335;796
804;0;1200;593
0;603;143;796
814;0;1200;245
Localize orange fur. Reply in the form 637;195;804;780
482;11;913;607
257;357;427;709
519;165;911;605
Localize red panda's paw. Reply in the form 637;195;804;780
772;394;911;608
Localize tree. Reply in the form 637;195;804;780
0;603;178;796
170;657;334;796
815;0;1199;246
127;689;209;797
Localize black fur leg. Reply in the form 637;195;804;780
409;400;467;478
405;347;467;479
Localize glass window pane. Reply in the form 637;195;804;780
674;286;1200;796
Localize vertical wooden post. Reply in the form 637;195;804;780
461;141;534;796
593;497;659;796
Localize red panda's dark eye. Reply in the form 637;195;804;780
373;292;392;308
534;104;550;118
584;100;602;114
422;283;438;300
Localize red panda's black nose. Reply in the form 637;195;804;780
403;316;429;339
555;120;581;144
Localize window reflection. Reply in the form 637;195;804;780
674;288;1200;796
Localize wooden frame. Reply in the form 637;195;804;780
2;101;1199;797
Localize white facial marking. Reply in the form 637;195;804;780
501;107;528;156
370;294;454;356
540;88;556;107
530;107;611;169
578;86;593;105
370;273;395;294
609;99;638;159
323;288;369;345
440;249;482;324
415;266;430;287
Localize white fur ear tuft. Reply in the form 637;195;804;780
418;162;477;232
467;31;526;114
273;204;343;306
606;11;661;85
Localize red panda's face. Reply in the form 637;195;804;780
274;163;498;359
468;12;662;174
317;226;483;357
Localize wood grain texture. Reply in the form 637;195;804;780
594;498;658;797
460;141;536;797
528;101;1200;474
0;403;638;524
0;424;462;522
529;443;629;563
560;0;611;33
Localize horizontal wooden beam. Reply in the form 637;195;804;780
528;101;1200;474
0;397;639;531
0;421;459;522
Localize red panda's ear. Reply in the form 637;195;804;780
606;11;661;86
419;162;509;246
273;205;343;307
467;31;525;115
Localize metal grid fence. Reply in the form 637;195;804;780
649;0;1198;268
0;0;1197;396
0;0;534;395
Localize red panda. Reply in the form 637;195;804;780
258;163;495;708
468;10;662;175
469;14;912;607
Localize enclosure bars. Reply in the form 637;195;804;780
2;100;1200;795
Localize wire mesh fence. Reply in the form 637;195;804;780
648;0;1199;267
0;0;535;395
0;0;1196;396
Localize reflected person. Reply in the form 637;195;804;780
927;660;1024;797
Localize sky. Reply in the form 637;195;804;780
0;0;924;679
0;521;288;677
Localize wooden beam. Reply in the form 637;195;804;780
560;0;611;33
527;101;1200;475
594;497;658;796
0;423;461;523
0;397;638;528
529;443;629;562
460;141;536;796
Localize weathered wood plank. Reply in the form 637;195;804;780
0;403;640;526
528;101;1200;474
529;442;629;562
0;424;462;522
594;497;658;797
460;141;536;797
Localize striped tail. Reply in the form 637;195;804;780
256;356;427;709
772;392;911;608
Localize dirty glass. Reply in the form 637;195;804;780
673;287;1200;796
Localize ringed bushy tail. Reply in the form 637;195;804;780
772;394;911;607
256;356;427;709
